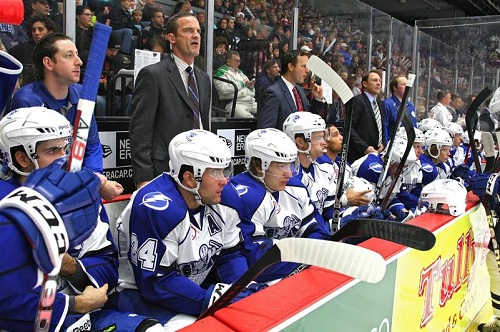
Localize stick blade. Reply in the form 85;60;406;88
277;238;386;283
334;218;436;251
307;55;354;104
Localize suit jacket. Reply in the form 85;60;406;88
130;55;211;182
257;76;325;130
347;92;386;164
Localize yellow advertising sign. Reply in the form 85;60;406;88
392;206;491;331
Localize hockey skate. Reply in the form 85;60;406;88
478;317;500;332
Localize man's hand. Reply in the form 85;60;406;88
364;146;377;154
74;284;109;314
311;82;324;100
100;180;124;201
60;253;78;276
346;187;372;206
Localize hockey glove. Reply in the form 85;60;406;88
451;164;476;189
23;157;101;248
470;173;500;198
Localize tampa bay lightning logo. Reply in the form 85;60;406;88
422;164;434;173
185;131;198;142
233;184;249;196
140;191;172;210
368;162;383;173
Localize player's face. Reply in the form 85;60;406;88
168;16;201;63
198;168;228;205
290;55;309;85
453;133;462;147
413;142;423;159
326;125;342;154
395;77;407;98
438;145;451;163
46;39;82;86
264;161;293;191
309;130;327;160
35;138;70;168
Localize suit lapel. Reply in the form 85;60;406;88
279;78;295;112
166;57;193;114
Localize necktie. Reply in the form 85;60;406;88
372;99;382;147
292;86;304;112
186;66;201;129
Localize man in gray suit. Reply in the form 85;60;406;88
130;12;211;189
257;50;325;130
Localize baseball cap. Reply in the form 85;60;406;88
108;32;122;50
300;45;312;52
235;12;245;18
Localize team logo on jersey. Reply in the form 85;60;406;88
233;184;249;196
314;188;329;213
206;213;222;236
422;164;434;173
178;240;222;277
368;162;383;173
140;192;172;210
265;214;301;239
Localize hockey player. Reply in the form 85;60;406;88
420;128;453;181
443;121;468;166
111;129;252;328
468;171;500;331
224;128;330;281
0;107;162;331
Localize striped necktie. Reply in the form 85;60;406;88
372;99;382;147
186;66;201;129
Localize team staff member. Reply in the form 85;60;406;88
257;50;325;130
347;69;386;164
130;12;211;189
8;33;123;201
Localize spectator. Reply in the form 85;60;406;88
109;0;136;55
144;9;167;44
257;50;325;130
141;0;159;22
75;6;93;54
9;33;123;201
0;24;28;51
130;13;211;188
21;0;62;37
214;50;257;118
255;58;280;103
213;36;228;71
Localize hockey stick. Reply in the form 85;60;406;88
34;23;112;332
465;87;492;173
67;23;112;172
306;55;354;232
375;74;415;203
198;238;386;319
380;112;416;209
330;218;436;251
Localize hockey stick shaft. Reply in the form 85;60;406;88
67;23;112;172
35;24;111;332
306;56;354;230
381;112;415;209
198;238;386;319
375;74;415;202
465;87;492;173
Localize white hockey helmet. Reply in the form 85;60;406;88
418;118;442;133
443;122;463;137
283;112;326;142
414;127;425;144
425;128;452;158
462;131;470;144
0;107;72;177
169;130;232;202
490;87;500;114
383;136;417;164
245;128;297;173
347;176;375;204
419;179;467;216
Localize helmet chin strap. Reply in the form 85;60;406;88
12;157;39;178
249;169;277;193
175;179;205;206
297;142;314;163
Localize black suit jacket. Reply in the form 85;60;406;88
257;76;324;130
347;92;386;163
130;55;211;182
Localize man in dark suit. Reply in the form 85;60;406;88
347;69;386;164
257;50;325;130
130;12;211;189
